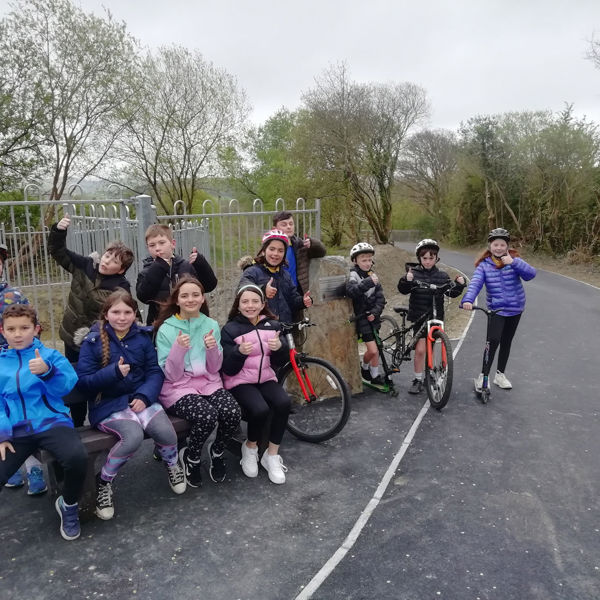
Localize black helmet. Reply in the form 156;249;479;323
488;228;510;243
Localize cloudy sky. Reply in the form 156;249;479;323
4;0;600;129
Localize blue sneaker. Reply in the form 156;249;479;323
55;496;81;541
27;466;48;495
5;470;24;488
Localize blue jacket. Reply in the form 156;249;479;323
239;263;305;324
461;255;536;316
0;337;76;442
76;322;165;426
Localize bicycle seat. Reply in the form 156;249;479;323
393;307;408;315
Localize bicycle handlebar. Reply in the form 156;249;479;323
464;305;501;317
279;317;316;332
412;279;457;293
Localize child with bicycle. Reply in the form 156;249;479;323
221;284;291;484
397;239;465;394
460;228;536;392
346;243;386;386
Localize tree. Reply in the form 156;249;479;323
116;46;249;214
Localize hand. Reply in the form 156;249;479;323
370;273;379;285
303;234;311;248
406;269;414;282
462;302;473;311
239;335;253;355
265;277;277;299
267;334;282;351
501;254;513;265
204;328;216;349
303;290;312;307
117;356;130;377
176;331;191;348
189;246;198;264
129;398;145;413
29;348;49;375
57;214;71;230
0;441;15;461
456;276;465;285
367;314;375;322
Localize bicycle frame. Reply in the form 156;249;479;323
282;320;316;403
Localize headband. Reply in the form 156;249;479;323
237;283;265;301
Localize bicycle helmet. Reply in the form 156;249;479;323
261;229;289;248
488;228;510;243
415;238;440;256
350;242;375;261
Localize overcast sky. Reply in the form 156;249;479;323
4;0;600;129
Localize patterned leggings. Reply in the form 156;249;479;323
167;389;241;462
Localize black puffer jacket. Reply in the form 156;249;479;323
397;264;465;322
346;265;386;336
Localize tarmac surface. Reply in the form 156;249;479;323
1;246;599;600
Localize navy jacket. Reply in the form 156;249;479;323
76;322;164;426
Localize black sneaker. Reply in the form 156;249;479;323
408;378;423;394
95;475;114;520
179;447;202;488
207;440;227;483
152;445;161;462
361;367;372;381
370;375;385;386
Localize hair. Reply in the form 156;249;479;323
98;290;138;367
272;210;293;226
153;275;209;331
103;241;134;272
474;247;520;267
1;303;38;326
145;224;174;243
253;239;288;268
417;247;438;259
228;284;276;321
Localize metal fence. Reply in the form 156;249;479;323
0;189;320;348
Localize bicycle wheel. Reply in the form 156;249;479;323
378;315;399;365
424;329;453;410
282;356;351;443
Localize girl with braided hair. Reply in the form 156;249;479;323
76;290;186;521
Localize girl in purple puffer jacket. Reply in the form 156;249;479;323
461;228;536;391
221;284;291;485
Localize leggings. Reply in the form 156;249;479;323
0;426;87;505
229;381;291;446
167;389;241;462
97;404;177;482
482;313;522;376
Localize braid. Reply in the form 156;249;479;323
100;320;111;367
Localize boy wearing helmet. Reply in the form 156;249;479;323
398;239;466;394
461;228;536;391
346;243;386;385
239;229;312;323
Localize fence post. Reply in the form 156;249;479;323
134;195;154;259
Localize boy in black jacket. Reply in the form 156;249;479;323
397;239;465;394
136;224;217;325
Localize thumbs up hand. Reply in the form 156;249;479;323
189;246;198;264
29;348;49;375
267;333;282;351
406;268;414;282
117;356;131;377
303;290;313;307
265;277;277;299
204;328;216;349
239;335;253;355
57;214;71;231
176;330;191;348
370;272;379;285
303;234;311;248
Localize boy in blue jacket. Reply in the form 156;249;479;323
0;304;87;541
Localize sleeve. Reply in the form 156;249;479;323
136;258;170;304
75;341;122;393
0;396;12;442
220;324;247;376
205;324;223;374
371;285;386;318
37;349;78;397
156;327;188;382
511;258;536;281
397;275;416;295
446;274;466;299
47;224;91;274
131;338;165;406
282;273;305;311
193;254;218;293
307;238;326;259
461;265;486;305
346;271;374;299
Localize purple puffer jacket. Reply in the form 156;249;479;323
461;256;536;316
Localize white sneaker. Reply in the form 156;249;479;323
474;373;484;393
166;461;187;495
240;441;259;478
494;371;512;389
260;452;288;485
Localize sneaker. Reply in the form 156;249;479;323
207;440;227;483
27;466;48;495
95;476;114;520
494;371;513;389
179;447;202;488
166;461;186;494
260;451;288;485
240;441;259;478
370;375;385;386
55;496;81;540
474;373;484;393
408;378;423;394
5;469;24;488
361;367;372;382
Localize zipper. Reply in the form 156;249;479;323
16;352;27;420
257;327;265;384
41;393;69;416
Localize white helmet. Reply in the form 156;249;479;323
415;238;440;256
350;242;375;261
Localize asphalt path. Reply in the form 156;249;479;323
1;246;599;600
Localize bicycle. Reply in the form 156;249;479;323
355;279;457;410
278;318;352;443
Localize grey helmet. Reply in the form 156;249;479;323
488;228;510;243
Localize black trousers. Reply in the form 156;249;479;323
482;313;522;376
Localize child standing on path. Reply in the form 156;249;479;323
76;291;185;521
48;214;134;426
0;304;87;541
398;239;466;394
136;224;217;326
346;243;386;385
461;228;536;391
155;276;241;488
221;284;291;484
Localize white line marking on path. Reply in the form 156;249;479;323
295;268;474;600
